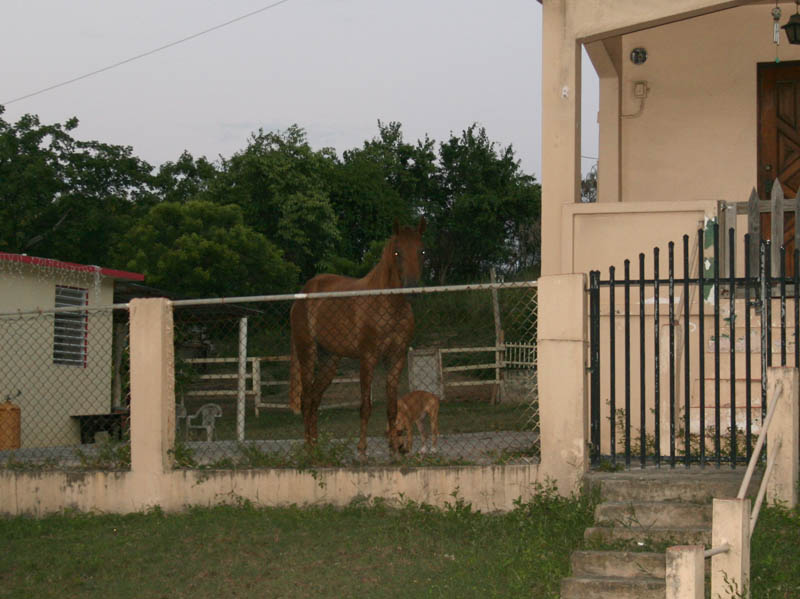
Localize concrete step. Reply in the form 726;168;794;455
719;297;800;322
689;378;765;433
697;351;766;378
584;469;746;503
570;550;665;579
584;525;711;546
692;377;764;410
565;470;758;598
595;501;711;528
560;575;665;599
708;333;797;355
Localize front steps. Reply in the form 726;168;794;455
689;296;798;434
559;468;757;599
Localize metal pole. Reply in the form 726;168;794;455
654;247;661;467
698;228;706;467
490;268;504;404
237;317;248;442
609;266;617;464
625;260;632;467
683;234;691;467
729;226;737;467
589;270;601;462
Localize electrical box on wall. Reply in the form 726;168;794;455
633;81;649;99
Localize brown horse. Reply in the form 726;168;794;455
289;218;426;456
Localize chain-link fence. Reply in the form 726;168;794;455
0;305;131;470
0;282;537;472
172;282;538;468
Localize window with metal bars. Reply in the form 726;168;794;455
53;285;88;367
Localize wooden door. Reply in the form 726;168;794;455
758;61;800;273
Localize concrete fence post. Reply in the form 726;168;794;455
711;498;750;599
129;298;176;475
665;545;703;599
537;273;588;494
766;366;799;509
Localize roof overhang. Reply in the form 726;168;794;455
539;0;756;43
0;253;145;282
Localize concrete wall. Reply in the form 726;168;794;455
0;263;116;447
0;466;545;516
562;200;716;274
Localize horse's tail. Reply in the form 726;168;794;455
288;307;303;415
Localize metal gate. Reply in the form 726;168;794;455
588;224;800;469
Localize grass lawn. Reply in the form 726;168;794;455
2;490;794;598
749;503;800;598
0;488;591;599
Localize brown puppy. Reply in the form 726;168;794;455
390;390;439;454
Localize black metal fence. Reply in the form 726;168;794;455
589;225;799;469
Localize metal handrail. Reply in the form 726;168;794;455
737;379;784;500
704;378;787;561
704;543;730;559
750;438;782;535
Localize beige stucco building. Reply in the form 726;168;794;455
542;0;800;276
0;253;143;448
538;1;800;465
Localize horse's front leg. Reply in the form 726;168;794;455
357;353;379;458
385;350;407;455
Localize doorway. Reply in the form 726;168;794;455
758;61;800;271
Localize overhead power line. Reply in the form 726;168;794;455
2;0;295;106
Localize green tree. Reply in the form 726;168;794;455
207;125;339;281
581;164;598;203
113;200;298;297
327;121;436;268
0;108;154;268
421;124;541;283
153;151;218;204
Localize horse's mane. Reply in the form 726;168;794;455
362;233;401;289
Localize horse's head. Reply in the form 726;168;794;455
389;217;426;288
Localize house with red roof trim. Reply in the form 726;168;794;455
0;253;144;449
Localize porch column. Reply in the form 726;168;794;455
585;38;621;204
541;0;582;275
537;273;588;494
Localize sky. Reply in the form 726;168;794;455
2;0;599;180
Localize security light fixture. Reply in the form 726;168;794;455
783;1;800;45
630;47;647;65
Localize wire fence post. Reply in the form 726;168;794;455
237;317;248;443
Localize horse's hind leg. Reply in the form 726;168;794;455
429;404;439;453
307;351;340;443
415;417;427;454
298;342;318;445
357;352;379;457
